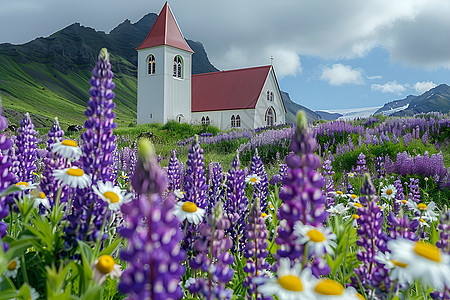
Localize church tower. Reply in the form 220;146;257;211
137;2;193;124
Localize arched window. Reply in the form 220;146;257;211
147;54;155;75
266;107;275;126
267;90;270;101
176;113;184;123
205;116;210;125
231;115;236;128
201;116;206;125
235;115;241;128
270;92;274;102
173;56;183;78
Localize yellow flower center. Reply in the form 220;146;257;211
39;192;46;199
336;191;343;195
15;182;28;187
307;229;325;243
250;177;258;183
270;204;274;210
96;255;115;274
314;279;344;295
277;275;303;292
351;194;358;199
104;191;120;203
182;201;198;213
352;214;360;219
7;260;17;270
390;260;408;268
420;218;426;223
386;189;393;195
414;241;440;263
261;213;268;218
354;203;363;208
378;205;382;209
66;168;84;177
417;203;427;210
401;200;407;204
356;293;365;300
61;139;78;147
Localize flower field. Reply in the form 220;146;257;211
0;48;449;300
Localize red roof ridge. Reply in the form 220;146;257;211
192;65;271;77
137;2;193;53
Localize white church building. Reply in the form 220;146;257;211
137;3;286;130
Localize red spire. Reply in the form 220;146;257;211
137;2;194;53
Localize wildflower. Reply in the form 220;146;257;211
53;167;91;189
388;239;450;290
245;174;261;185
381;184;397;200
14;181;38;191
348;172;355;178
415;217;430;228
5;257;20;278
326;203;349;216
173;189;185;199
173;201;206;225
374;251;413;285
92;255;122;285
93;181;132;211
258;258;314;299
30;190;51;209
51;139;82;160
408;201;438;221
294;222;337;256
312;278;362;299
344;214;360;228
29;287;40;300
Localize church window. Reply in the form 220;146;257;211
266;107;275;126
270;92;274;102
205;116;210;125
201;116;206;125
235;115;241;127
173;55;183;78
231;115;236;128
267;90;270;101
176;113;184;123
147;54;155;75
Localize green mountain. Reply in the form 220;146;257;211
281;91;320;123
391;84;450;117
0;13;218;129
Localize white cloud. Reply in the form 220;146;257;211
414;81;437;94
320;64;364;86
371;81;407;94
367;75;383;80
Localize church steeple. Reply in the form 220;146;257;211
137;2;194;53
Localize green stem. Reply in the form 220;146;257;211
20;255;28;284
94;207;109;258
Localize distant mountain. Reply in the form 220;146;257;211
281;91;320;123
374;95;416;115
315;111;343;121
391;84;450;117
0;13;218;128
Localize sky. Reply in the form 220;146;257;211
1;0;450;111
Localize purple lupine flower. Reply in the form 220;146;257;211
189;203;234;300
250;150;269;211
15;112;37;182
407;178;421;203
352;174;390;296
386;212;419;241
392;176;404;213
183;135;207;209
374;156;385;179
167;150;181;192
321;158;335;207
80;47;117;185
355;152;367;177
207;162;224;216
224;153;248;252
436;211;450;254
276;111;327;263
46;117;64;151
119;139;185;300
243;198;270;298
0;97;13;235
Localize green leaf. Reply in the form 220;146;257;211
0;185;22;197
77;240;94;295
99;238;122;257
430;222;439;245
81;284;102;300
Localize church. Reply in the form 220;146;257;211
136;3;286;130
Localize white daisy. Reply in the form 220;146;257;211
326;203;350;216
51;139;82;160
30;190;51;209
343;214;360;228
374;251;413;285
381;184;397;200
14;181;38;191
258;258;315;300
294;222;337;256
53;167;91;189
172;201;206;225
407;201;438;221
91;255;122;285
347;200;363;210
173;189;185;199
388;239;450;290
245;174;261;185
29;287;40;300
395;198;409;208
415;217;430;228
93;181;132;211
312;278;362;300
4;257;20;278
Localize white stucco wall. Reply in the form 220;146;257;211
192;109;255;130
254;68;286;128
137;45;192;124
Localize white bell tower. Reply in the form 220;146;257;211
137;2;193;124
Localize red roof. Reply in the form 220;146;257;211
192;66;273;112
137;2;193;53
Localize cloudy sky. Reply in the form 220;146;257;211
1;0;449;110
